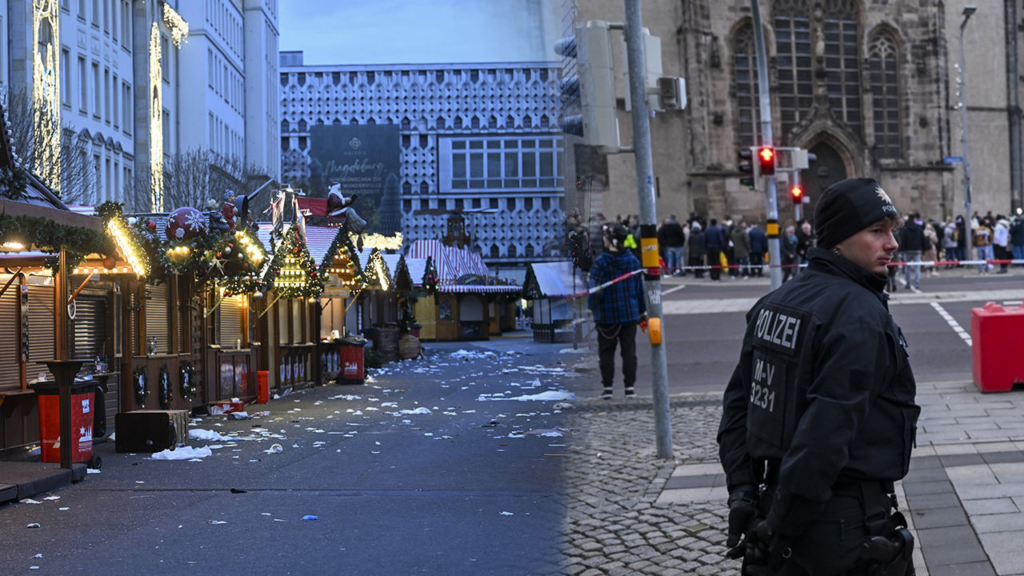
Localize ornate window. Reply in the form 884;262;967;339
868;31;901;159
822;0;861;134
733;21;761;147
774;0;813;139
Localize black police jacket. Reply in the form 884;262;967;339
717;247;920;536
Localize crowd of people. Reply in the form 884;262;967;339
581;208;1024;286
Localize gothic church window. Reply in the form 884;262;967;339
773;0;813;138
868;31;901;159
733;22;760;147
822;0;861;134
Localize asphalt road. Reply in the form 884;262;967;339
0;342;574;576
577;268;1024;397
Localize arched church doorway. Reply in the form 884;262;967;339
799;142;848;222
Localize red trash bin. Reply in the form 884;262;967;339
972;302;1024;392
338;338;366;383
31;381;96;464
257;370;269;404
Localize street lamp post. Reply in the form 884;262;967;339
959;6;976;265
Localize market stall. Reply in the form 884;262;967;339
523;261;586;344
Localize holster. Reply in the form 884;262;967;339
862;528;915;576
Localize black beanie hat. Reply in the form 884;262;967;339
603;224;629;251
813;178;899;249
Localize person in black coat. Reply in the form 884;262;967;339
748;224;768;277
781;225;798;283
704;219;727;281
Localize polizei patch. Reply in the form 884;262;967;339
753;306;806;355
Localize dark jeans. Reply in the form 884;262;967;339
750;253;765;276
597;322;637;389
708;248;723;280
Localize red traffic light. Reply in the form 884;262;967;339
790;185;804;205
757;146;775;176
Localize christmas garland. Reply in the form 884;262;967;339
158;364;172;409
179;360;196;399
316;227;366;286
0;165;30;200
133;366;148;407
200;226;265;296
0;213;115;274
264;226;324;299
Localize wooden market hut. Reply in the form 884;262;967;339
255;222;325;392
0;107;120;449
406;240;520;341
523;261;586;344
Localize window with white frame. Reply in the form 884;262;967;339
438;136;563;193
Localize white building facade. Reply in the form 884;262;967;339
279;52;565;265
5;0;279;210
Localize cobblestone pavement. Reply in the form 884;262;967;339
558;395;738;576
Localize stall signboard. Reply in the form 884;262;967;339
323;274;351;299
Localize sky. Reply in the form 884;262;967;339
278;0;561;66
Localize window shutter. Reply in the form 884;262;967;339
28;285;55;364
145;284;170;354
0;286;19;391
72;295;107;362
220;295;245;348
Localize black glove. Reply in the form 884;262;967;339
726;486;759;550
740;520;789;576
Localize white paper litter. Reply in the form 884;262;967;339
264;443;284;454
189;429;232;442
20;499;41;504
152;446;213;460
477;390;576;402
391;407;431;416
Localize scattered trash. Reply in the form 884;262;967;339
33;554;42;559
391;407;431;416
190;429;231;442
26;523;40;529
230;412;252;420
477;390;576;402
86;468;101;474
500;511;514;516
152;446;213;460
43;496;60;501
58;507;69;511
302;515;319;521
552;402;575;411
481;420;499;428
206;520;228;525
265;443;284;454
20;499;42;504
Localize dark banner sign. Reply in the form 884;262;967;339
308;124;401;233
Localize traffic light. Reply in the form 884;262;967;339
790;184;804;205
757;146;776;176
737;148;757;190
554;21;620;150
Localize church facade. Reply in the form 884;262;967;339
571;0;1021;225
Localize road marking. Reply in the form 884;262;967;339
662;285;686;296
931;302;972;347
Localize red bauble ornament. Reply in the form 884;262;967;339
216;252;222;258
147;220;157;230
103;256;117;269
165;207;209;241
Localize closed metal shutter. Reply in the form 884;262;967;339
72;295;107;362
28;285;55;364
146;284;170;354
176;280;186;353
0;285;19;391
220;295;245;348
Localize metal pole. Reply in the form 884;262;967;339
750;1;782;290
960;9;975;264
624;0;672;460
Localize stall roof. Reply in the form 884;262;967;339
525;261;581;298
405;257;427;287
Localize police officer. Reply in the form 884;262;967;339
717;178;921;576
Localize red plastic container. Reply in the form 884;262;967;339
256;371;269;404
32;382;95;463
214;400;245;413
972;302;1024;392
338;341;365;383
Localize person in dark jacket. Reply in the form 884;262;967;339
688;222;706;279
704;218;727;281
899;213;925;290
780;225;798;283
588;224;647;399
718;178;920;576
1011;216;1024;265
748;224;768;277
657;215;687;275
794;221;813;275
